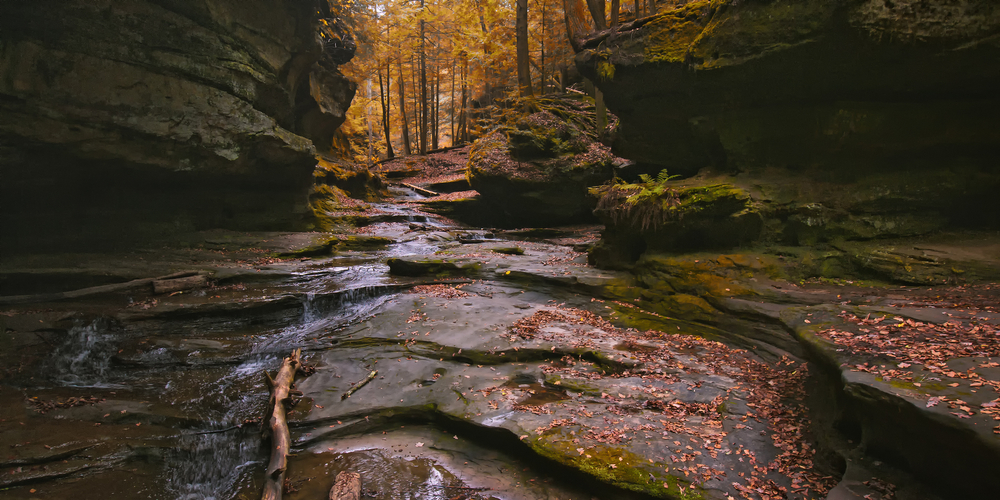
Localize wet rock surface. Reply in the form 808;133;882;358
1;187;999;500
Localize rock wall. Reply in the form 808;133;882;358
0;0;356;252
576;0;1000;253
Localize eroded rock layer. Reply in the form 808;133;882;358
0;0;356;252
577;0;1000;255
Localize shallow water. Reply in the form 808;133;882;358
2;198;628;500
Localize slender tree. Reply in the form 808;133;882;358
515;0;532;97
397;57;412;155
586;0;606;30
378;60;395;158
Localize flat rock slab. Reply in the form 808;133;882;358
779;304;1000;498
291;283;835;499
387;240;628;294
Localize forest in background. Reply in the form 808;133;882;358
328;0;657;162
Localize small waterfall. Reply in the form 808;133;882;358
165;279;397;499
45;319;118;387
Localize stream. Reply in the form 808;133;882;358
0;189;646;500
5;186;995;500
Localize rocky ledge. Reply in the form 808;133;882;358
576;0;1000;257
0;0;357;253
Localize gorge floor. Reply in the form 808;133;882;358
1;190;997;500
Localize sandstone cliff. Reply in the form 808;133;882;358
0;0;356;251
577;0;1000;259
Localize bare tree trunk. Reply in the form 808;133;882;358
261;349;303;500
431;61;439;150
473;0;493;104
378;61;394;159
611;0;620;26
540;0;547;94
634;0;641;17
450;57;456;145
410;55;420;151
457;57;468;142
516;0;533;97
329;472;361;500
397;58;411;156
418;0;428;154
586;0;607;30
563;0;592;52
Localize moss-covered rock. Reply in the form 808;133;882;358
466;96;625;227
592;178;763;260
574;0;1000;261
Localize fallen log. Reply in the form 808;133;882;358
399;182;440;197
261;349;303;500
152;274;209;294
0;270;205;305
329;471;361;500
341;370;378;400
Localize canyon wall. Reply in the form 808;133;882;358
0;0;357;252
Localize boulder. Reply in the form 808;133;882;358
466;97;624;227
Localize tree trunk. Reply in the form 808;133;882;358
473;0;493;104
516;0;533;97
378;60;395;159
450;57;456;146
419;0;428;155
457;57;468;143
540;0;546;95
411;55;420;152
586;0;607;30
397;58;411;156
261;349;303;500
329;472;361;500
432;61;439;150
563;0;592;52
611;0;620;26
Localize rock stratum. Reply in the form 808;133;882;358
0;0;356;252
577;0;1000;259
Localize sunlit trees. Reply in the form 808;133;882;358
333;0;580;160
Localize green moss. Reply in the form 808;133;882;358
386;258;483;277
545;375;599;395
525;429;702;498
643;0;834;67
491;246;525;255
337;235;394;250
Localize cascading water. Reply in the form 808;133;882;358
45;319;120;388
164;282;400;499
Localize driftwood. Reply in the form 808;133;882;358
261;349;303;500
329;471;361;500
399;183;440;197
0;271;205;305
152;274;209;294
341;370;377;400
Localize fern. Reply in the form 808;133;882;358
657;169;680;183
595;169;682;230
